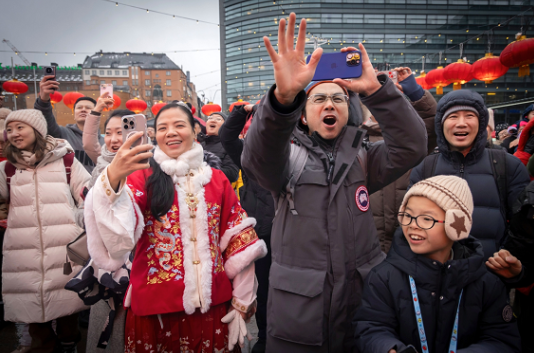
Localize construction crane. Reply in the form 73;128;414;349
2;39;39;108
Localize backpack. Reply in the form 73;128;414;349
421;148;508;220
5;152;75;196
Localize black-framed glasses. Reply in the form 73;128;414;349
307;93;349;105
397;212;445;230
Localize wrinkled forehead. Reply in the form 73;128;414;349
308;82;346;97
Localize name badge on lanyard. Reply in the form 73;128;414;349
409;276;463;353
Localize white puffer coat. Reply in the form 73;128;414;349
0;139;90;323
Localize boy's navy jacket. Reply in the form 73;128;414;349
354;229;521;353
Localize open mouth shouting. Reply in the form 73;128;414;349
322;114;338;128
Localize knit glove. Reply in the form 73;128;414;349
221;309;251;351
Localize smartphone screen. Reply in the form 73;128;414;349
100;84;113;98
306;51;362;81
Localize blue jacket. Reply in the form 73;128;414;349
410;90;529;259
354;231;521;353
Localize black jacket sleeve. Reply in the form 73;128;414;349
34;97;64;138
219;106;248;169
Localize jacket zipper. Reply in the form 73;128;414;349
326;151;335;183
33;170;46;322
187;174;203;308
459;163;465;178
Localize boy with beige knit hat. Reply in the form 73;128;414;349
355;175;521;353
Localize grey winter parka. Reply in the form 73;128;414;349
241;77;428;352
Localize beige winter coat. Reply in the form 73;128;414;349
0;139;90;323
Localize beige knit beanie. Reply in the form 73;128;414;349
5;109;47;138
399;175;474;241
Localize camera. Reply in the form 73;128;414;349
45;67;53;74
346;53;361;67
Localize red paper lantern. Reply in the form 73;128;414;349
472;53;509;84
2;79;28;96
191;106;196;115
151;101;166;116
229;99;250;112
201;102;222;116
49;91;63;107
415;72;432;90
444;59;473;90
500;34;534;77
425;66;449;95
63;92;85;111
125;98;147;114
104;94;122;111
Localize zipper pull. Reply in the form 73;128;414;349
460;163;464;177
327;152;335;183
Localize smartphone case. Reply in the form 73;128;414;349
306;51;362;81
100;83;113;98
121;114;149;163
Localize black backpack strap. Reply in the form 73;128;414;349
488;148;508;221
422;153;440;180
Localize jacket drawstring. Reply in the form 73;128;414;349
157;314;164;329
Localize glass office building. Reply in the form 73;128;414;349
219;0;534;122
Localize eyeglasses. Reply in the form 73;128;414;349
397;212;445;230
207;116;223;122
307;93;349;105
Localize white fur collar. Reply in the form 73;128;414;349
154;142;207;184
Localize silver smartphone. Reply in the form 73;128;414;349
121;114;149;163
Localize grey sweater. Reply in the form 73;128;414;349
34;97;103;173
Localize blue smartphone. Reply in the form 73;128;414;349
306;51;362;81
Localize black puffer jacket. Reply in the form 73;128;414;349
201;134;239;183
354;230;521;353
219;106;275;238
410;90;529;259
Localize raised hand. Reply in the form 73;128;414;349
39;75;59;102
486;249;522;279
392;67;413;83
94;92;115;113
263;13;323;105
334;44;381;96
107;131;153;190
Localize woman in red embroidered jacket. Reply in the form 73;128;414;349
85;103;267;353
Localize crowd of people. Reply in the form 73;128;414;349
1;12;534;353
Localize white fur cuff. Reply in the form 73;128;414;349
225;240;268;280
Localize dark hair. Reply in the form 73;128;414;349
4;128;53;165
104;109;135;130
74;97;96;109
145;103;196;220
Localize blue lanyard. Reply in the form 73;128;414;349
409;276;463;353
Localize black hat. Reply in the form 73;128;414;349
74;97;97;109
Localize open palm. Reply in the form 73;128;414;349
263;13;322;105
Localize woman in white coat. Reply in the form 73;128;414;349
0;109;90;353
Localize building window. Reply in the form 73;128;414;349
123;80;128;86
86;80;90;85
123;70;128;75
112;80;117;85
166;90;172;97
100;80;106;84
133;79;138;86
166;80;171;86
107;70;112;75
99;70;104;75
92;70;96;75
166;71;171;76
145;71;150;75
146;90;151;97
145;79;150;86
91;80;96;84
115;70;120;75
155;74;159;78
85;70;90;75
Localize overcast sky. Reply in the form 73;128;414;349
0;0;222;104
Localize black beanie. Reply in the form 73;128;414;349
209;112;228;121
74;97;97;109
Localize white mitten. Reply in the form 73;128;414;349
221;309;251;351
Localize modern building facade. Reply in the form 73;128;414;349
219;0;534;122
82;52;200;117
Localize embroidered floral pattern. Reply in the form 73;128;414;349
223;227;258;261
207;203;225;274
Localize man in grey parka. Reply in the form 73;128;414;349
241;13;428;352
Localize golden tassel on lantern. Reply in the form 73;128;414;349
453;83;462;90
519;65;530;77
436;86;443;95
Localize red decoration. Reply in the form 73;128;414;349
63;92;85;111
104;94;122;111
229;99;250;112
49;91;63;107
193;115;206;126
125;98;148;114
424;66;449;95
2;79;28;96
191;106;196;115
255;99;261;105
415;72;432;90
500;34;534;77
201;102;222;116
151;101;166;116
472;53;509;84
444;59;473;90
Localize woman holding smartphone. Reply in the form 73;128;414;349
85;103;266;352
